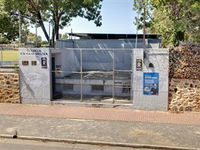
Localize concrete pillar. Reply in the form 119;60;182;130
19;48;52;104
132;49;169;111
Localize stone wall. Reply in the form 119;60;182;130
0;69;20;103
169;43;200;112
169;79;200;112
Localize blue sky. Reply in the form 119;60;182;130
30;0;140;41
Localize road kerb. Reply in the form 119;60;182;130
0;134;198;150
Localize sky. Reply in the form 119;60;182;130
30;0;140;41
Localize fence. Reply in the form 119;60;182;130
52;48;133;104
0;48;19;67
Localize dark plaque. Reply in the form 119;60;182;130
31;61;37;66
136;59;142;71
41;57;47;68
22;61;29;66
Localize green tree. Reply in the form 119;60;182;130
151;0;200;46
26;32;42;46
133;0;200;47
133;0;153;48
4;0;103;47
0;0;19;43
0;0;29;44
59;33;68;40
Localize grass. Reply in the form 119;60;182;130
0;50;19;61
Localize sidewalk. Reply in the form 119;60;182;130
0;103;199;125
0;103;200;149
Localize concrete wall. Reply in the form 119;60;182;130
19;48;52;104
0;68;20;103
133;49;169;111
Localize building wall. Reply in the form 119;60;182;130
0;69;20;103
52;49;132;78
56;39;161;49
56;79;130;97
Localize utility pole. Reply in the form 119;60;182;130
35;25;38;47
18;12;21;47
49;22;51;47
135;11;139;48
143;5;146;48
35;0;39;47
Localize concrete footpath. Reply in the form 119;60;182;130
0;103;200;149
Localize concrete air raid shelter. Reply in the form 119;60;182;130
19;33;169;111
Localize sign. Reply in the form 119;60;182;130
143;73;159;95
31;61;37;66
56;65;62;73
136;59;143;71
20;48;48;56
22;61;29;66
41;57;47;68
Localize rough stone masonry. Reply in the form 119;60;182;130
0;69;20;103
169;43;200;112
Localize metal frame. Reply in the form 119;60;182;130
53;48;133;104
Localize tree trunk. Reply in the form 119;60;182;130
56;26;59;40
50;8;60;47
55;19;59;40
51;26;55;48
38;18;49;42
55;8;60;40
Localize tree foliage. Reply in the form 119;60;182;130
134;0;200;47
0;0;32;44
3;0;103;46
0;0;19;43
59;33;68;40
26;32;42;47
133;0;153;30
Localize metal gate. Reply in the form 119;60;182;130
51;48;133;104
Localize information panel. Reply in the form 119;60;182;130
143;73;159;95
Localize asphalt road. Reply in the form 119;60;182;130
0;138;148;150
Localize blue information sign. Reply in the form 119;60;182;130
143;73;159;95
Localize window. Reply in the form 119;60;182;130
92;85;104;91
63;84;74;91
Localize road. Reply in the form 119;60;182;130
0;138;148;150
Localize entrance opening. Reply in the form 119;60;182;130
52;57;56;99
51;48;133;105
